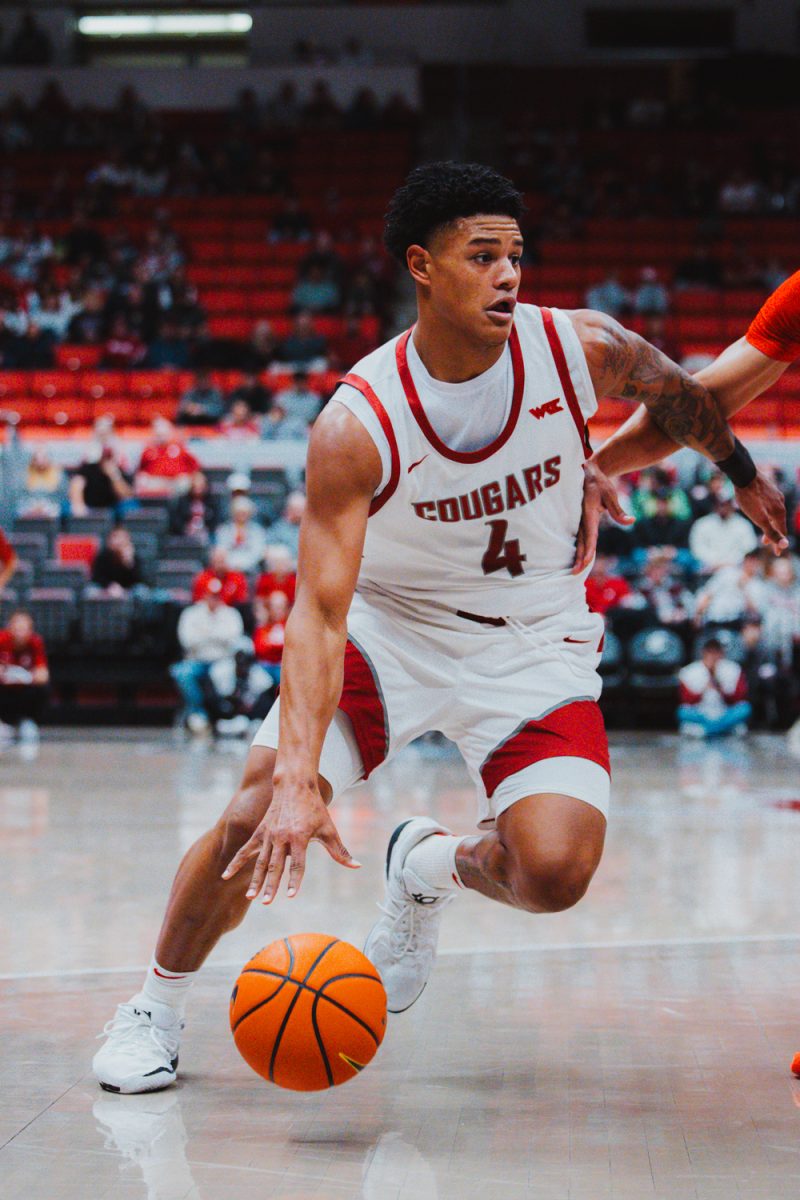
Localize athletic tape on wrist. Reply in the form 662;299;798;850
714;437;757;489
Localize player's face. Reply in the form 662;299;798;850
424;216;523;345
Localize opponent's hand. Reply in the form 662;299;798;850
220;778;360;903
572;460;634;574
734;469;788;554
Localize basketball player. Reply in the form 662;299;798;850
94;163;786;1092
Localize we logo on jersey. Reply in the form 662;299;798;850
412;456;561;524
529;397;563;420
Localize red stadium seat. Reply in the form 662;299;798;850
56;534;99;566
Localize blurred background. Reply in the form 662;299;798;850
0;0;798;740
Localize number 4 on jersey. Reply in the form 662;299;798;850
481;519;527;578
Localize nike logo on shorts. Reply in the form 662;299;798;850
563;637;591;644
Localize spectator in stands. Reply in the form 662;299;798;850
243;321;281;372
207;644;274;737
0;528;18;596
632;467;692;522
688;470;731;520
718;168;761;215
136;419;199;496
256;544;296;605
0;611;48;744
633;267;669;316
214;496;269;573
227;370;272;416
28;286;76;341
634;489;691;557
69;441;135;518
192;546;248;606
144;318;191;369
261;400;310;442
585;553;632;617
90;527;145;594
9;321;54;368
585;273;630;317
19;448;65;518
678;637;751;739
694;549;766;628
291;263;341;314
219;398;260;439
345;268;379;317
267;491;305;558
168;470;219;540
675;243;723;289
176;370;225;427
638;554;694;632
759;556;800;670
740;616;787;730
300;231;343;283
253;591;290;685
67;288;106;345
102;315;146;369
272;369;321;425
171;577;244;735
279;311;328;368
689;489;758;573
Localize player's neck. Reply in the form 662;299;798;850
412;316;506;383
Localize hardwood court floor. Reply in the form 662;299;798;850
2;729;800;1199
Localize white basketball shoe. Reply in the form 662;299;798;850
364;817;455;1013
93;998;182;1094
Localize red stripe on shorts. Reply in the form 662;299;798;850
480;699;609;799
337;637;389;779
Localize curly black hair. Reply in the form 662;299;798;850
383;161;524;264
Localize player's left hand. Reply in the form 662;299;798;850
573;460;634;574
734;469;788;554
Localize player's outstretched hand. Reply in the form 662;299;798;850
734;469;788;554
221;782;361;904
572;460;634;574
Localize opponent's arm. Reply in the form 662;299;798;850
572;308;787;547
222;403;382;901
592;269;800;477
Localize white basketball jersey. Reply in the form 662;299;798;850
336;304;597;625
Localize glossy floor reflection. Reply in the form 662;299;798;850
2;730;800;1199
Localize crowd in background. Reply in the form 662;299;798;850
592;463;800;736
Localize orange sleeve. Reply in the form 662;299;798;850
746;270;800;362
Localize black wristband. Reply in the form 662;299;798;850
715;437;757;489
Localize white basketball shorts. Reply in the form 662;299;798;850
253;592;611;828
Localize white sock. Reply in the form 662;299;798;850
403;833;468;896
139;958;197;1020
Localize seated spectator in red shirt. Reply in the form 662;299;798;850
255;544;296;606
0;610;49;743
219;398;260;440
192;546;249;606
0;529;18;596
136;418;199;496
585;554;632;616
90;526;144;594
253;591;289;684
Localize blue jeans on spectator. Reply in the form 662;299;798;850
678;701;752;738
170;660;212;716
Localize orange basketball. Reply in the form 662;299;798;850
230;933;387;1090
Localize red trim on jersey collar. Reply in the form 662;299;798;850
540;307;591;459
339;372;400;515
395;325;525;464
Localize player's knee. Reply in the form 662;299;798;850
511;844;599;913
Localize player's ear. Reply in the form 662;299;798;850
406;244;431;288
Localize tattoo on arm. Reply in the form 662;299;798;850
590;317;735;462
